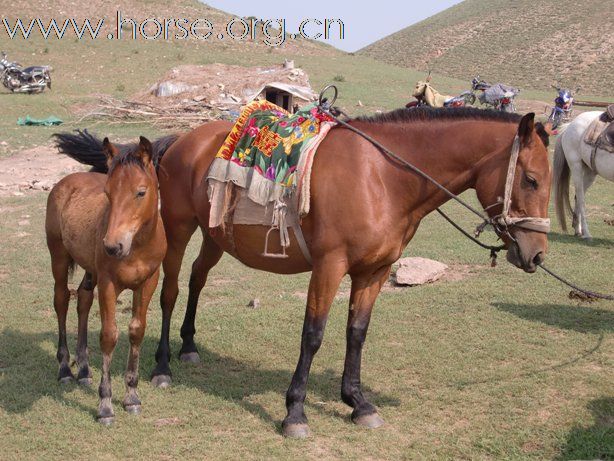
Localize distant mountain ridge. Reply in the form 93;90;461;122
359;0;613;96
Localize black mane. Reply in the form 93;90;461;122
350;106;523;124
349;107;549;147
53;130;179;174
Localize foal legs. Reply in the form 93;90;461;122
49;242;74;384
96;277;119;425
341;266;390;428
123;270;159;415
179;232;224;362
152;219;197;387
75;272;95;385
282;258;347;438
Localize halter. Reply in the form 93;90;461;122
487;135;551;240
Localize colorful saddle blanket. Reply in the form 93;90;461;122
207;100;336;229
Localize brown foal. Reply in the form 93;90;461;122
46;136;166;424
64;107;552;437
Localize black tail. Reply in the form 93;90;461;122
53;129;179;173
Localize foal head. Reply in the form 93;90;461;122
476;113;552;273
102;137;158;258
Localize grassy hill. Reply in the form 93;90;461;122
359;0;614;96
0;0;472;156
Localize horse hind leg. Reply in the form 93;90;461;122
75;272;96;385
48;240;75;384
179;232;224;363
571;162;596;239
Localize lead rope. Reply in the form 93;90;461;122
316;85;613;301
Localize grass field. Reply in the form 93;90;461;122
0;1;613;459
0;174;612;460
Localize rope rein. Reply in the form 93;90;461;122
316;85;613;301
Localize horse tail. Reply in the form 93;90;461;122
552;131;572;232
53;129;179;174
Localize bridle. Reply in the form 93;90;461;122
482;134;551;243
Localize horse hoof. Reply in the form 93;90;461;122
179;352;200;364
282;423;310;439
97;416;114;426
124;404;141;415
352;412;385;429
78;377;93;386
151;374;172;388
58;376;74;385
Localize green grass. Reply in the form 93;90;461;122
0;167;612;460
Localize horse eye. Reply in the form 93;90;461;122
525;175;538;189
136;190;146;198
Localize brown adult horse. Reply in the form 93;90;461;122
63;107;551;437
46;136;167;424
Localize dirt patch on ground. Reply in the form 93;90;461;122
0;146;86;197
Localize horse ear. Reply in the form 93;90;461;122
102;137;119;168
517;112;535;146
136;136;153;166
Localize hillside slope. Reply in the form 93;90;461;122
359;0;613;95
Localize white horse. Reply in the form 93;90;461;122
553;111;614;239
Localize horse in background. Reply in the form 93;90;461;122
46;136;168;425
553;111;614;239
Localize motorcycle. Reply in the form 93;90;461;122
0;51;52;94
467;75;519;112
547;85;579;129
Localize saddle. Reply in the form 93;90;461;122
603;105;614;144
584;104;614;170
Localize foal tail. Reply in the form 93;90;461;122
552;128;572;232
53;129;179;173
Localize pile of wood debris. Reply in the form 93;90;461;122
77;62;316;129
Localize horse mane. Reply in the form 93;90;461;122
53;130;179;173
351;106;523;124
350;107;549;147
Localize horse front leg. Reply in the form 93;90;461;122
341;265;390;428
124;269;159;415
75;272;95;385
282;258;347;438
96;277;119;425
179;233;223;363
151;219;196;387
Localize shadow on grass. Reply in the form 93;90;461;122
549;231;614;249
492;302;614;334
558;397;614;461
0;328;399;427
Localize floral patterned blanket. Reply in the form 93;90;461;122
207;100;336;214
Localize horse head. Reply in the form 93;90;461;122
476;113;552;273
102;136;158;258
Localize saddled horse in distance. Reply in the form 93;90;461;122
553;111;614;239
63;108;552;437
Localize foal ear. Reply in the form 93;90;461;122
136;136;153;166
102;137;119;168
517;112;535;147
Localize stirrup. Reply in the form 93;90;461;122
261;226;288;259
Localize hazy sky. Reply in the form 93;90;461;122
200;0;463;52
